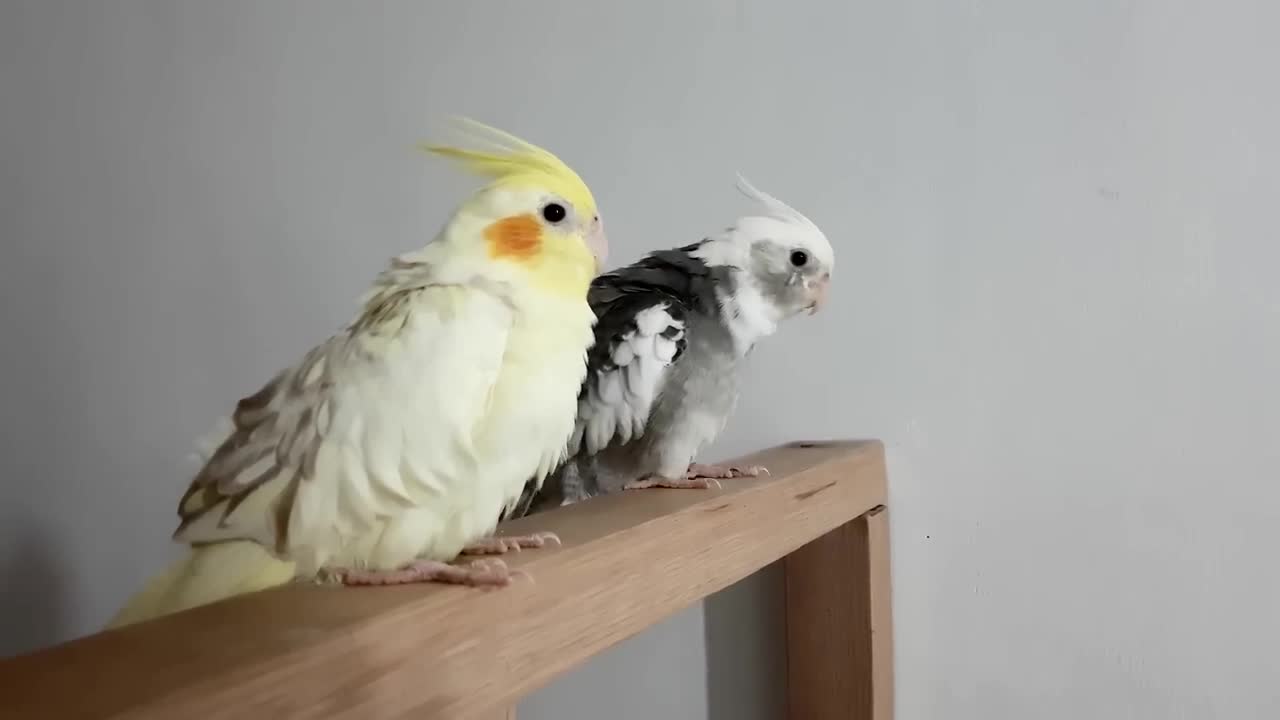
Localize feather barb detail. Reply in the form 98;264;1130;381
733;173;819;233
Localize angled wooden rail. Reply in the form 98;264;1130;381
1;440;892;720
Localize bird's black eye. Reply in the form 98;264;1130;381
542;203;567;223
790;250;809;267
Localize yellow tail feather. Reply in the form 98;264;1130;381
106;542;297;630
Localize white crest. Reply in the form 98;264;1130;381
733;174;821;235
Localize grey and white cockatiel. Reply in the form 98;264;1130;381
506;177;833;518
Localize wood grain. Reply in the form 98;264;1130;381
1;440;886;720
785;504;895;720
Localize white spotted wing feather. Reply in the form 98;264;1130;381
570;302;685;457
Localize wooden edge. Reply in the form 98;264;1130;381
784;502;895;720
866;507;895;719
2;440;887;720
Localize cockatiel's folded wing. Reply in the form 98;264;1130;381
567;245;717;457
174;274;513;564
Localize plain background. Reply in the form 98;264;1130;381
3;1;1278;718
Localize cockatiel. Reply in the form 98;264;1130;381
506;177;832;518
107;119;607;629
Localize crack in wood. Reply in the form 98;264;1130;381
794;481;837;501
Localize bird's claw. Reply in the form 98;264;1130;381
336;557;523;588
624;475;722;490
685;462;770;480
460;531;562;555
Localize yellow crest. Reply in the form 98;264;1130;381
421;117;598;220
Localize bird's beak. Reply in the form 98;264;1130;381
807;273;831;315
586;216;608;274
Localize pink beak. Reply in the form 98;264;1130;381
808;273;831;315
586;215;608;273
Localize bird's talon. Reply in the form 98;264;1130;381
479;558;508;572
461;531;560;556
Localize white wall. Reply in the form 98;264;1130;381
3;1;1278;718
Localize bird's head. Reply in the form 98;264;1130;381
715;176;834;320
422;119;607;299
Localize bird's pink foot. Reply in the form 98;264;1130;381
686;462;770;480
624;475;722;490
460;531;562;555
339;558;517;587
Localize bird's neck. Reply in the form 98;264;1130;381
717;277;780;356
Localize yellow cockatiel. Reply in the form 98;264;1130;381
108;119;608;628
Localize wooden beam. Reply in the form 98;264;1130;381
1;440;887;720
785;504;895;720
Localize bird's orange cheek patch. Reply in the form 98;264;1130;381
484;213;542;261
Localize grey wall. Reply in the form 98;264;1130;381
3;2;1279;719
